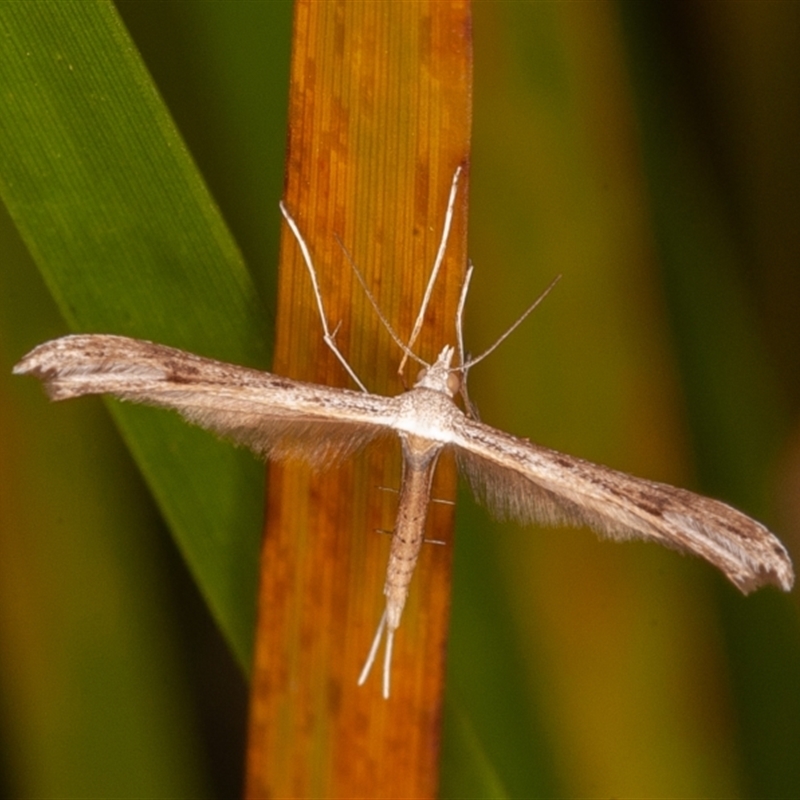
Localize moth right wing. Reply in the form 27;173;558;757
449;413;794;595
14;334;400;466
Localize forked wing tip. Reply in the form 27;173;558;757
732;552;794;595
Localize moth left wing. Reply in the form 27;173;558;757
450;414;794;594
14;334;400;466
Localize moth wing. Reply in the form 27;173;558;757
450;415;794;594
14;334;398;466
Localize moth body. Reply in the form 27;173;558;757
384;434;443;629
14;168;794;702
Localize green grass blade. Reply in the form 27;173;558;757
0;1;270;668
1;206;211;795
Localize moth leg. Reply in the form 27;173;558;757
383;627;395;699
398;165;464;377
358;609;390;696
374;526;445;546
279;201;368;392
454;263;481;419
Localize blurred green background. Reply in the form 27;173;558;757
1;2;798;797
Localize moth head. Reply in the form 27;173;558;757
412;345;456;395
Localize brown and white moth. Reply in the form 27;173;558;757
13;169;794;698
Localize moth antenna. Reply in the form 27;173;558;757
334;233;428;371
358;609;388;690
461;273;562;371
399;165;464;377
280;200;369;393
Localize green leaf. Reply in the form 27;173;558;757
0;0;269;669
